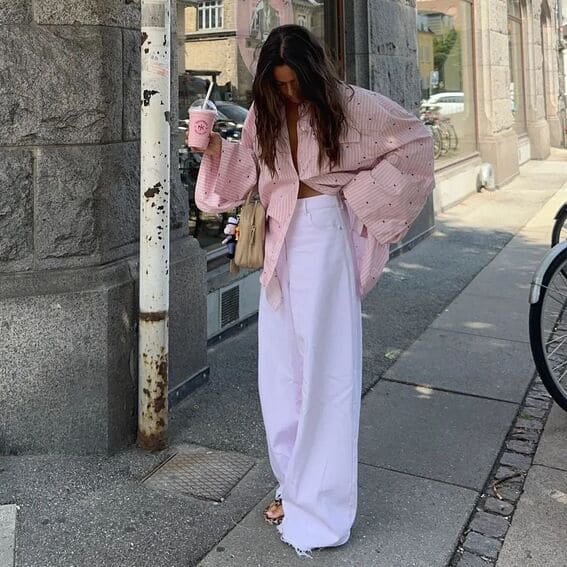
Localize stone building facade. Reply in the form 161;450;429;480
0;1;207;454
418;0;564;209
474;0;561;185
1;0;564;453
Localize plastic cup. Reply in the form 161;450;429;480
187;100;217;149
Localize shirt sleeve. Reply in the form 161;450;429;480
194;103;259;213
342;94;435;245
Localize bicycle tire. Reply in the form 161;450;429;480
426;124;442;158
449;124;459;151
529;246;567;411
551;207;567;247
437;124;450;155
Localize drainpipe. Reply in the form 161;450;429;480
559;1;567;147
138;0;171;451
559;2;565;84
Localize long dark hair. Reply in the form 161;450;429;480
252;24;351;176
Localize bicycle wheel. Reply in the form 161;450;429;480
436;124;450;155
551;206;567;247
448;124;459;151
426;124;441;158
529;245;567;410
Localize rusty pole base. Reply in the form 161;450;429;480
137;429;167;452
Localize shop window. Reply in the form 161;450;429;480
181;1;337;253
508;0;527;133
198;1;223;31
417;0;477;165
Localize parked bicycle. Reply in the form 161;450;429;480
528;203;567;411
420;104;459;159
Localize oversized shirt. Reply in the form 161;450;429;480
195;85;436;310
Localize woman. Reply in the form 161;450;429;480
192;25;435;556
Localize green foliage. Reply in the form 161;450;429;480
433;30;459;70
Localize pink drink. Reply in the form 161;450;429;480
188;108;216;149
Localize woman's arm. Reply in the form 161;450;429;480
342;94;435;245
194;104;259;213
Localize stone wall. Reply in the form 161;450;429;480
474;0;520;185
475;0;561;178
539;0;562;147
367;0;421;113
523;0;551;158
0;0;207;454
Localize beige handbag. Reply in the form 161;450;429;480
232;191;265;272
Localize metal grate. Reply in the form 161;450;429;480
220;285;240;328
142;448;255;502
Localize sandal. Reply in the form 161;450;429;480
263;498;284;525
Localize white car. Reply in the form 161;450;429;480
421;92;464;117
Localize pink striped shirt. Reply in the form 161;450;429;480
195;85;435;309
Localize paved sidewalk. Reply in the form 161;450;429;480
0;150;566;567
195;159;567;566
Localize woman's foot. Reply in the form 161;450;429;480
264;498;284;525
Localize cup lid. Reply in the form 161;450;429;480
190;99;218;112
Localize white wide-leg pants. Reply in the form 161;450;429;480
258;195;363;554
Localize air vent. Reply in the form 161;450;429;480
220;285;240;327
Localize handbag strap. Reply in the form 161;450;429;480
244;190;259;205
243;191;252;207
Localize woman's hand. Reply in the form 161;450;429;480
188;132;222;159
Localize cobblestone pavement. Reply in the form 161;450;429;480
451;376;553;566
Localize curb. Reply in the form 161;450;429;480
449;374;553;566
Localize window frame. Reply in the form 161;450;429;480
197;0;224;31
507;0;527;134
416;0;479;168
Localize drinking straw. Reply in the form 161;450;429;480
202;81;214;109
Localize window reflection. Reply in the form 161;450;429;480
180;1;327;250
417;1;477;164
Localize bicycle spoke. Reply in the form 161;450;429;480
545;333;567;347
554;271;567;288
544;288;567;305
551;270;567;289
553;365;567;385
542;312;565;324
547;335;567;358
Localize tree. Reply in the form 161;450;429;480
433;30;459;88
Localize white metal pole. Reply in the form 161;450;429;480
138;0;171;451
